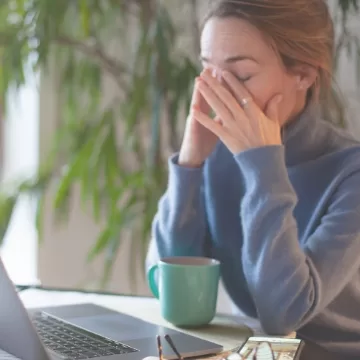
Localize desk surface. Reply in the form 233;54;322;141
19;288;349;360
19;288;264;351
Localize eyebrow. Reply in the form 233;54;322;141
200;55;259;64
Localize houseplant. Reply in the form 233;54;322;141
0;0;359;289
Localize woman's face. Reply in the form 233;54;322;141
200;17;314;125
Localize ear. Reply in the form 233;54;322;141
293;64;318;91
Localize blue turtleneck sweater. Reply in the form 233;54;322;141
146;105;360;356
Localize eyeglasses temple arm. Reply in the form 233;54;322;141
164;334;183;360
156;335;164;360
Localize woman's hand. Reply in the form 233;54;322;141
178;76;219;167
191;68;283;155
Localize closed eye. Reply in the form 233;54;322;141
236;75;251;82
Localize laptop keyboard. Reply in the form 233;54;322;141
32;312;138;359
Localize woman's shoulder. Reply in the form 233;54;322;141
316;117;360;162
314;121;360;186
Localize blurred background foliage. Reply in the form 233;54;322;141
0;0;359;288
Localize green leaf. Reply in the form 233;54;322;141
356;39;360;85
100;236;120;288
79;0;91;36
0;194;18;245
346;38;353;57
53;128;97;210
100;195;140;289
124;74;148;137
35;191;46;244
351;0;359;11
339;0;351;13
148;55;162;169
87;193;138;264
104;120;121;215
87;225;112;262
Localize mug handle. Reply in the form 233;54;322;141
147;264;160;299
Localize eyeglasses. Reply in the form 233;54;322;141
156;335;276;360
226;342;276;360
156;334;184;360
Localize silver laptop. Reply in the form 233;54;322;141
0;257;223;360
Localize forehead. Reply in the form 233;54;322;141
200;17;275;64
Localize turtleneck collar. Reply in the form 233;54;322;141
282;103;324;167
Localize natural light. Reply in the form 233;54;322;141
0;61;39;285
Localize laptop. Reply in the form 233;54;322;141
0;257;223;360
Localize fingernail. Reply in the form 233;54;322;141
211;68;217;78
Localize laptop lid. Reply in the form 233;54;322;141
0;256;50;360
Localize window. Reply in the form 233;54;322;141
0;62;39;285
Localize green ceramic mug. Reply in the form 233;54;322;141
147;256;220;327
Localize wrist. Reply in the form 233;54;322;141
178;150;204;168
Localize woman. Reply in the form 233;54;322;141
146;0;360;357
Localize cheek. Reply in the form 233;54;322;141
244;73;283;111
245;72;298;121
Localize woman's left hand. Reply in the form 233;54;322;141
192;68;283;154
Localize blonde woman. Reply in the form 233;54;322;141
147;1;360;358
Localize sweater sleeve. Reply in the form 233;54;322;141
146;153;210;268
234;145;360;336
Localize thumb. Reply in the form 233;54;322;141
265;94;283;122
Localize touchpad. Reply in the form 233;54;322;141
69;314;173;341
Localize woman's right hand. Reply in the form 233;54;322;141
178;77;219;168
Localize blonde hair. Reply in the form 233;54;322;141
203;0;340;122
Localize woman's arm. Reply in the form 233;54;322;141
234;145;360;335
146;153;210;268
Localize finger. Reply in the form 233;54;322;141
221;70;260;120
200;69;243;119
192;77;210;114
197;79;234;125
264;94;283;123
191;78;201;106
191;108;228;139
192;108;248;154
